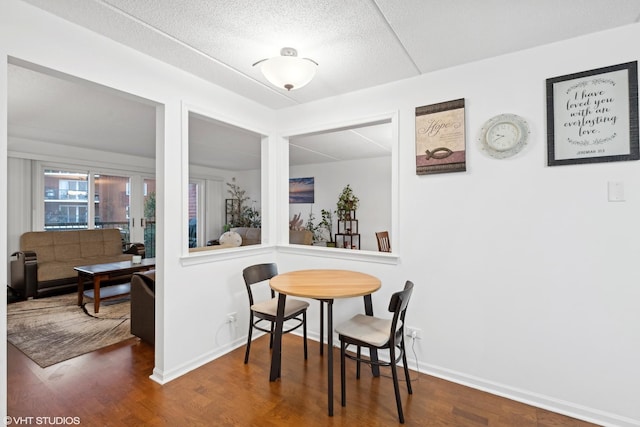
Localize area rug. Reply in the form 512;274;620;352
7;293;133;368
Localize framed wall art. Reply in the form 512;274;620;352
289;177;314;203
546;61;639;166
415;98;466;175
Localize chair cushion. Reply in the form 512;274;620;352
251;297;309;317
335;314;402;347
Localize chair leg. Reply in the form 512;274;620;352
356;346;361;379
390;348;405;424
269;322;274;349
401;338;413;394
340;340;347;407
244;316;254;364
303;311;308;360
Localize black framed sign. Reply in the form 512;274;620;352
546;61;639;166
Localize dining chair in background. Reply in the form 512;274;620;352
375;231;391;252
242;263;309;364
335;280;414;423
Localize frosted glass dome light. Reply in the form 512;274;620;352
254;47;318;91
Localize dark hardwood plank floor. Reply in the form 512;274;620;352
7;334;597;426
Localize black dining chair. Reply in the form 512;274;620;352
335;280;414;423
242;263;309;364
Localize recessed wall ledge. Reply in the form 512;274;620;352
277;244;399;264
180;245;272;266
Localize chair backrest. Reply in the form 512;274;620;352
375;231;391;252
242;263;278;305
388;281;414;344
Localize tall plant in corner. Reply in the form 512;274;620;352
226;177;250;227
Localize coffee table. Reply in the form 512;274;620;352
75;258;155;313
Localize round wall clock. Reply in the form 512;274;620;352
478;114;530;159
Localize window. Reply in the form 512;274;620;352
187;109;264;251
143;178;157;258
188;182;200;248
287;116;396;252
40;165;156;256
94;173;131;242
44;169;89;230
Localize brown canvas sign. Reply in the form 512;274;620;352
415;98;466;175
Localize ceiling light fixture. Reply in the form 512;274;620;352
253;47;318;91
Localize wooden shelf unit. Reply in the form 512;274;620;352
335;209;360;249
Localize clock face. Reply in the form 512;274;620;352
478;114;530;159
486;122;520;151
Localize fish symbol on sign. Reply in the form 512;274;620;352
425;147;453;160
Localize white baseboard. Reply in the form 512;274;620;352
418;361;640;427
150;336;246;385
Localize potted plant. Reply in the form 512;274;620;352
226;177;260;228
336;184;359;219
319;209;335;247
305;211;322;243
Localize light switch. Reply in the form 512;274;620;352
608;181;625;202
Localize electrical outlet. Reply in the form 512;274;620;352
406;326;421;340
226;312;237;324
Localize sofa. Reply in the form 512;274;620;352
231;227;261;246
131;269;155;345
289;230;313;245
230;228;313;245
9;229;145;299
188;228;313;253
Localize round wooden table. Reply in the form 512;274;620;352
269;269;381;416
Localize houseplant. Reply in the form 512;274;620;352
336;184;359;219
305;211;321;242
226;178;260;228
318;209;335;246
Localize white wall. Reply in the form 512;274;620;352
277;24;640;427
290;156;391;250
2;1;639;426
1;0;277;410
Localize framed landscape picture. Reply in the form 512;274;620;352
289;177;314;203
415;98;466;175
546;61;639;166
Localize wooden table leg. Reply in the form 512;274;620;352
269;293;287;381
77;274;85;306
93;275;104;313
364;294;380;377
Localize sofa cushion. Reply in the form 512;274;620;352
289;230;313;245
231;227;261;246
79;229;107;257
37;254;134;282
51;230;82;260
21;232;56;263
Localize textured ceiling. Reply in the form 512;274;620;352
8;0;640;169
19;0;640;109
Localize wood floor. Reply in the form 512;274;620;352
7;334;597;426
